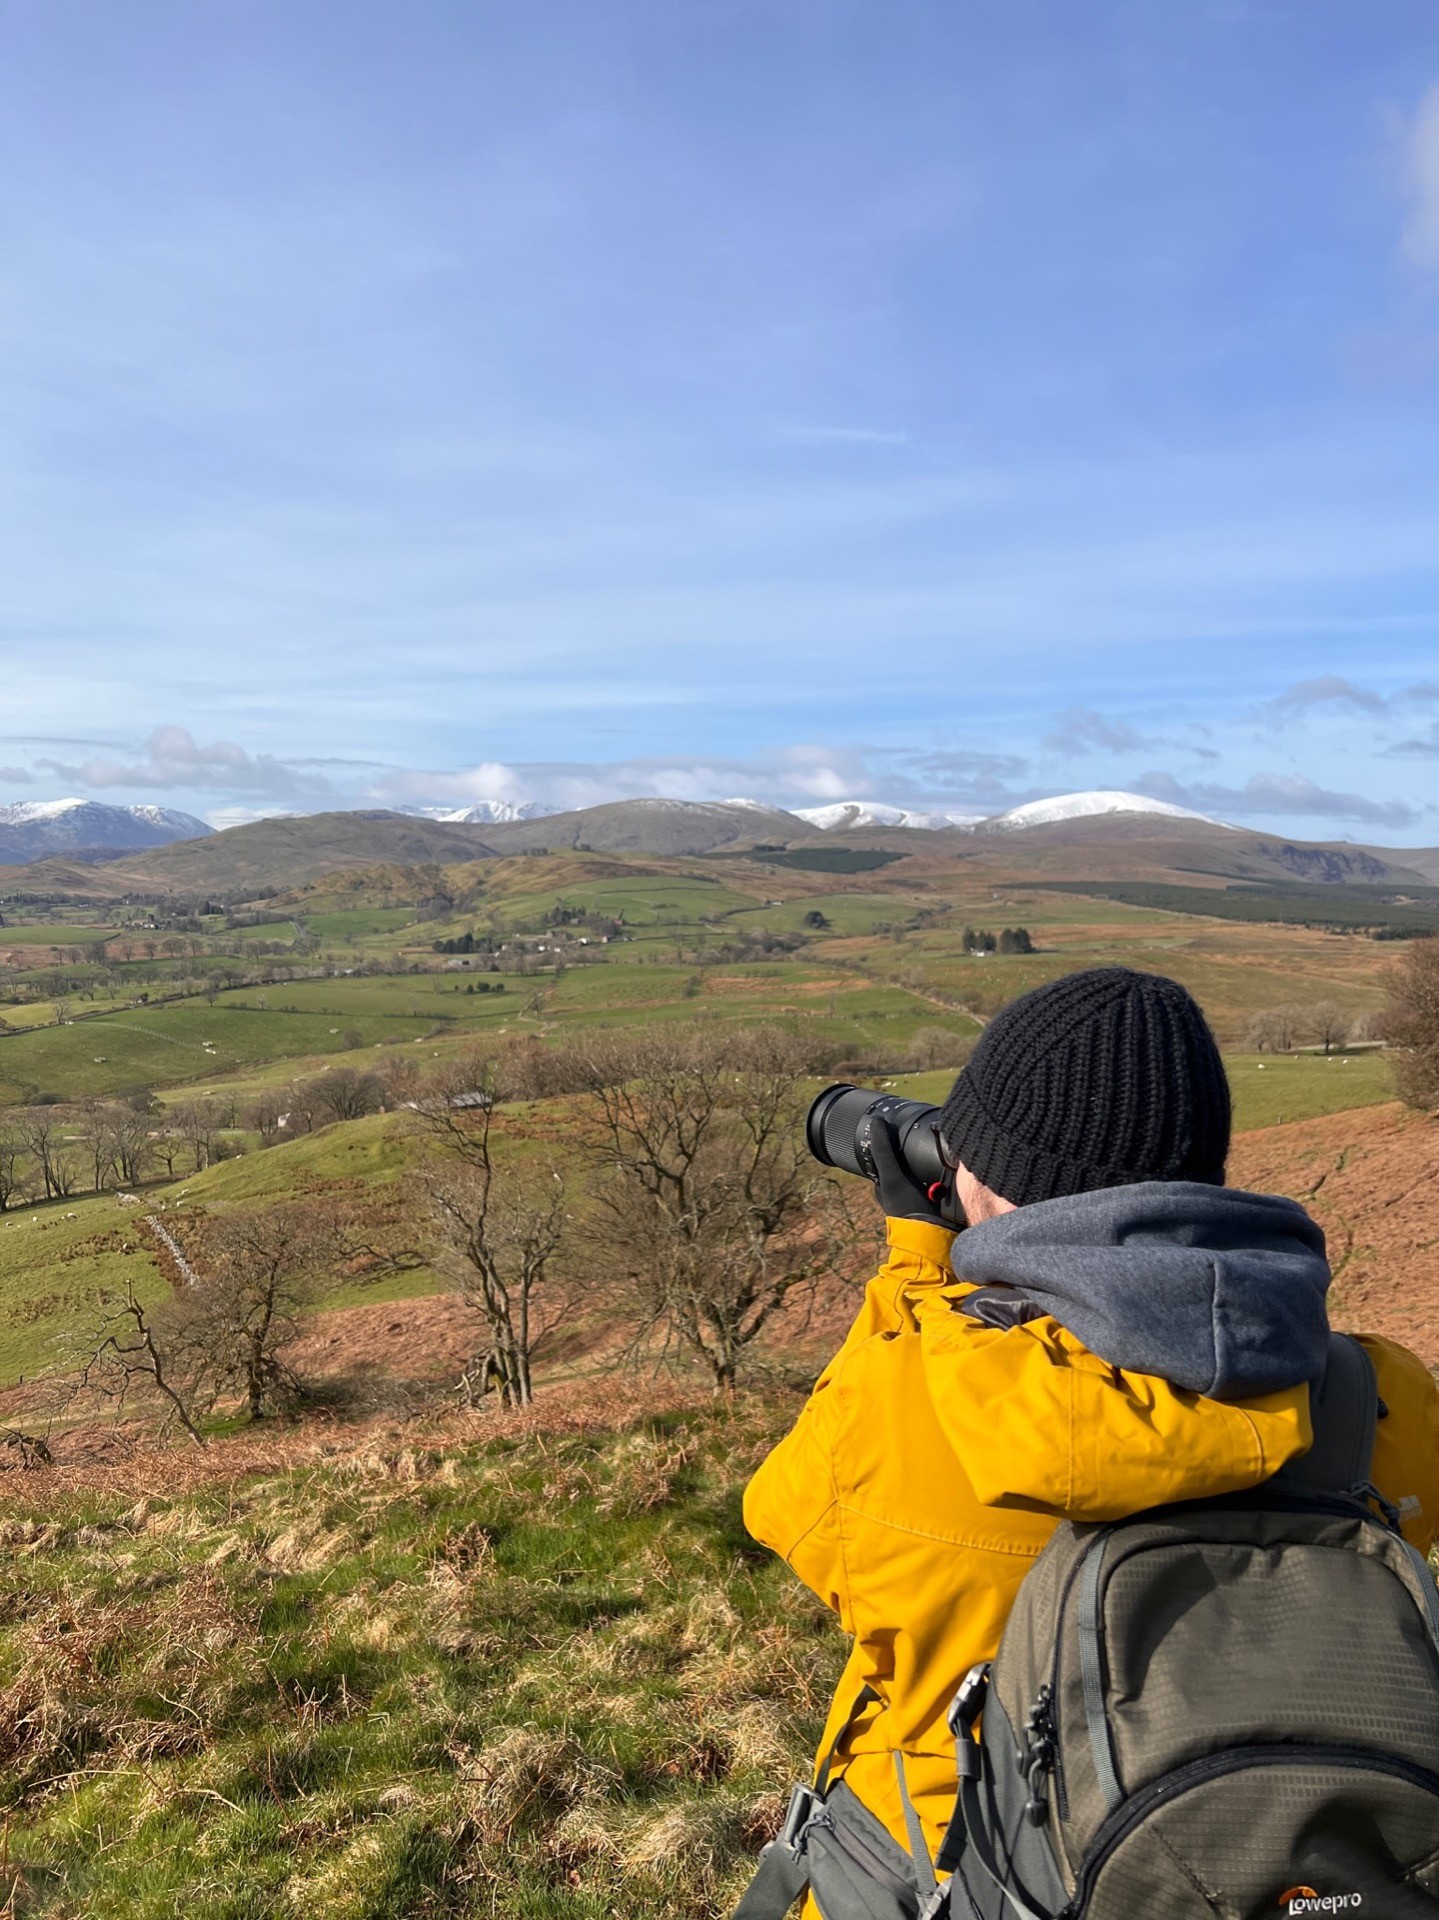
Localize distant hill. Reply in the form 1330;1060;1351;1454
794;800;984;831
479;797;807;856
404;800;559;825
985;789;1217;829
0;798;211;865
2;793;1435;905
0;810;498;900
950;811;1436;890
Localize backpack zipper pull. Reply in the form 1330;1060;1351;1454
1022;1684;1058;1826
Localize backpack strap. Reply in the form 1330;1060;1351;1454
1271;1332;1377;1500
729;1684;880;1920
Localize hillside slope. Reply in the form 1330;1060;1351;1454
1229;1101;1439;1367
0;811;500;899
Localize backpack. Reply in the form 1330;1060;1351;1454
734;1334;1439;1920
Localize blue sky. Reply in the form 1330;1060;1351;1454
3;0;1439;839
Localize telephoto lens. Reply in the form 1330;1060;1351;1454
805;1083;948;1189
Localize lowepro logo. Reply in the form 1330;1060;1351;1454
1277;1893;1363;1916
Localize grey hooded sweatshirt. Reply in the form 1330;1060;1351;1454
950;1181;1332;1400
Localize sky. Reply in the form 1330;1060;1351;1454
3;0;1439;841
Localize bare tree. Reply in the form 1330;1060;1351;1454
174;1201;346;1420
304;1067;383;1125
0;1124;30;1211
172;1099;222;1172
1245;1005;1304;1053
412;1058;575;1408
246;1087;290;1147
15;1108;64;1200
153;1127;187;1179
1386;936;1439;1110
1306;1001;1352;1056
577;1026;856;1390
64;1279;207;1446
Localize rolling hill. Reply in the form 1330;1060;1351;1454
1;792;1435;906
0;810;499;900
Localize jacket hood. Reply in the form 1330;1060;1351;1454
950;1181;1331;1399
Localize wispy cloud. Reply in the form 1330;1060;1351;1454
1041;706;1153;755
1264;675;1389;718
1389;724;1439;760
35;726;331;801
1138;769;1424;829
1402;83;1439;270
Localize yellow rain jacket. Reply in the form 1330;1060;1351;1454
745;1217;1439;1894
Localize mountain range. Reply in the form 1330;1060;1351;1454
0;799;212;866
1;789;1436;899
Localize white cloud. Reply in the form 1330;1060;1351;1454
1402;84;1439;270
1137;769;1424;829
35;725;330;800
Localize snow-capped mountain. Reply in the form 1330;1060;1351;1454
408;800;560;825
0;798;213;865
795;800;985;832
985;790;1220;830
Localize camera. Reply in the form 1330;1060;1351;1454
806;1082;963;1222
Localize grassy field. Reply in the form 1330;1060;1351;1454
0;924;115;946
0;1192;169;1384
0;1005;449;1106
0;1392;835;1920
0;848;1416;1404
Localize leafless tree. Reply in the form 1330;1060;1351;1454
0;1124;30;1211
1245;1005;1304;1053
64;1279;207;1446
173;1201;347;1420
1386;936;1439;1110
172;1099;223;1172
15;1107;65;1200
246;1087;290;1147
304;1067;383;1124
411;1057;576;1408
576;1026;857;1390
1305;1001;1353;1056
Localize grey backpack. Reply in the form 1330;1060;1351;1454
736;1334;1439;1920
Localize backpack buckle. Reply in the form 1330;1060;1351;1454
947;1661;990;1779
947;1661;990;1736
778;1781;824;1853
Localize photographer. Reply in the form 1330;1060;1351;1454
741;968;1439;1916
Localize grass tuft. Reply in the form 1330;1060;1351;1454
0;1391;838;1918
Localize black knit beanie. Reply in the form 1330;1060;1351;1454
939;967;1230;1206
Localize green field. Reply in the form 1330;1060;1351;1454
0;922;115;945
301;908;421;940
0;1003;447;1104
0;847;1416;1410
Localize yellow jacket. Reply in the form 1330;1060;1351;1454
744;1218;1439;1884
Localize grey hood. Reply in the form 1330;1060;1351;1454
950;1181;1331;1400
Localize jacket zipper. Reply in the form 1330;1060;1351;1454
1064;1743;1439;1917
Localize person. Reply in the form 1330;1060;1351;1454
744;966;1439;1911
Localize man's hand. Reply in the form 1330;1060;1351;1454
859;1114;953;1227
